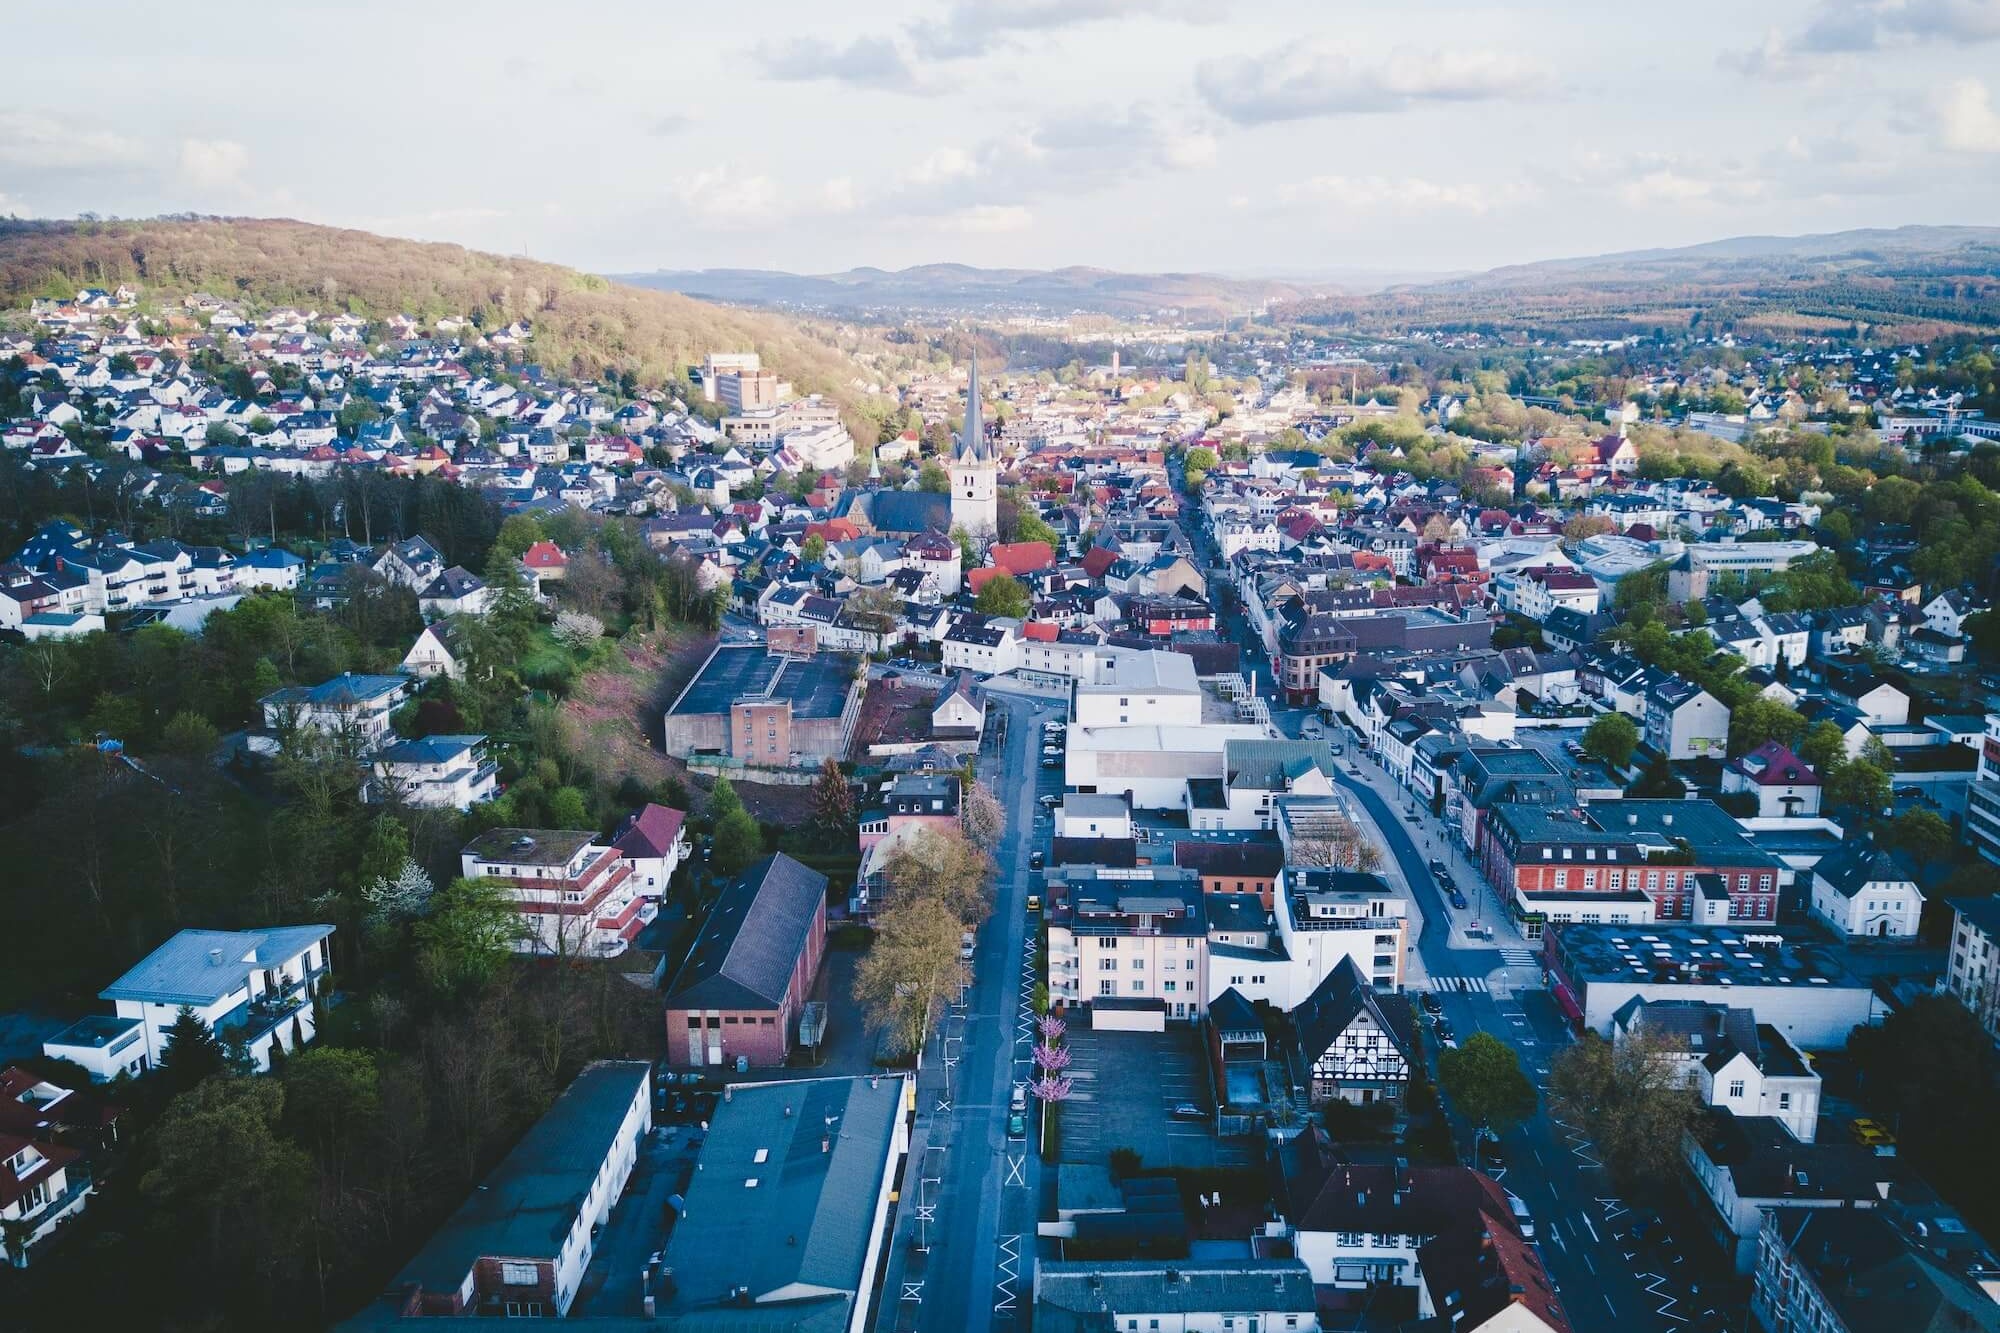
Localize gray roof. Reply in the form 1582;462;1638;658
100;925;334;1005
661;1075;904;1312
1035;1259;1316;1333
668;854;827;1010
1223;738;1338;791
1814;843;1916;900
1293;956;1414;1069
392;1062;651;1297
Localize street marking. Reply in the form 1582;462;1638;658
1639;1271;1689;1325
1005;1155;1025;1187
1581;1214;1599;1243
902;1280;923;1302
993;1233;1021;1314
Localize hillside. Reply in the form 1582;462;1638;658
1276;225;2000;342
617;262;1312;319
0;217;888;415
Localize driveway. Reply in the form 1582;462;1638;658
1058;1024;1255;1171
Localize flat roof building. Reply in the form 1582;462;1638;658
663;643;865;768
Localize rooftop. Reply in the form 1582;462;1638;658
668;643;859;720
463;827;599;868
100;925;333;1006
1549;923;1866;991
660;1075;904;1314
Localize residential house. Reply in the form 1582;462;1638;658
1644;674;1730;761
1;1130;89;1268
1751;1207;2000;1333
663;853;827;1068
1810;843;1923;940
608;803;690;898
1292;956;1415;1106
1174;839;1285;909
417;566;491;618
44;925;334;1079
1945;896;2000;1038
372;535;445;591
1611;999;1821;1142
401;619;467;679
366;734;499;809
460;828;646;958
1045;867;1208;1020
930;673;985;741
235;546;305;591
258;672;413;754
1721;741;1822;818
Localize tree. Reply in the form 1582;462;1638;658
1727;696;1806;757
799;534;827;566
491;513;544;559
712;806;763;876
1563;514;1616;542
880;826;995;924
141;1077;311;1283
1437;1032;1536;1134
853;895;966;1057
1886;809;1953;869
961;781;1006;855
553;610;604;650
413;877;521;994
1581;711;1639;770
1550;1028;1701;1184
481;545;538;654
975;573;1030;618
1827;758;1889;814
158;1006;227;1092
547;785;591;829
1183;446;1217;490
1799;720;1848;775
918;461;950;493
810;759;855;837
1847;996;2000;1198
361;858;435;926
1285;809;1383;873
160;710;222;759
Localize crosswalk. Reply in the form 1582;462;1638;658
1499;947;1541;969
1420;975;1490;993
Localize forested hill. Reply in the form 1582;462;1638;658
0;216;882;409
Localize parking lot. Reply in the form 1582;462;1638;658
1057;1023;1257;1170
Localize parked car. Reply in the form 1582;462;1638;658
1042;757;1062;769
1007;1111;1027;1139
1420;992;1444;1016
1851;1117;1897;1148
1170;1102;1205;1120
1038;794;1061;807
1449;889;1469;910
1029;851;1044;869
960;930;976;962
1042;744;1062;756
1434;1020;1456;1046
1429;859;1450;879
1025;894;1042;913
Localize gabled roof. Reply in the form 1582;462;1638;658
612;802;687;861
1293;956;1414;1070
1815;843;1916;899
667;853;827;1010
1728;740;1819;787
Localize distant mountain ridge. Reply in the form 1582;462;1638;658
616;263;1313;318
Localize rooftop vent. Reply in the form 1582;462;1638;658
208;948;224;966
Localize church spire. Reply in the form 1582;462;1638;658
958;354;987;463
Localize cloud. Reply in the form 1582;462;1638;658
1274;176;1536;215
649;113;696;136
0;109;142;171
912;0;1210;59
178;138;250;191
755;34;927;92
1196;44;1545;125
669;170;784;228
1936;78;2000;151
1795;0;2000;52
938;204;1035;234
1618;170;1721;208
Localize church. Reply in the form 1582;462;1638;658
833;356;997;539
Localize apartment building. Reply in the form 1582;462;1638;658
45;925;334;1078
1946;896;2000;1038
366;734;499;809
257;672;414;753
460;828;644;958
1046;867;1209;1020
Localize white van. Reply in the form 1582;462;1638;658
1010;1085;1027;1114
960;931;976;961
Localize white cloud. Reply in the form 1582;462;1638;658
818;177;859;215
1795;0;2000;52
913;0;1211;59
755;34;927;92
179;138;250;191
938;204;1034;234
0;109;142;170
1197;44;1546;125
1275;175;1534;215
1936;78;2000;151
1618;170;1720;208
669;170;784;228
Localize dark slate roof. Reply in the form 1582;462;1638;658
1049;837;1138;869
1762;1208;2000;1333
1173;839;1285;879
667;854;827;1010
1815;843;1915;900
1035;1260;1316;1333
860;490;951;535
1292;957;1414;1069
612;803;687;860
1208;987;1262;1038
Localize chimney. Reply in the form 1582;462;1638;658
208;948;224;966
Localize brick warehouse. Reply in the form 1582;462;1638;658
663;853;828;1069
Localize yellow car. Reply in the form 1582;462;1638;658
1850;1117;1896;1148
1025;895;1042;913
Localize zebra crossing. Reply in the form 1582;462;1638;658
1420;975;1490;993
1499;946;1541;969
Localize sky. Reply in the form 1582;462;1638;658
5;0;2000;280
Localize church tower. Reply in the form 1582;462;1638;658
949;354;997;538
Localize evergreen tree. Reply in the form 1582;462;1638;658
158;1006;226;1092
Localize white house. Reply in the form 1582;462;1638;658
1810;844;1923;940
48;925;335;1078
1034;1260;1320;1333
235;547;305;591
1720;741;1822;818
1055;793;1133;840
461;828;648;958
366;734;499;809
941;616;1021;675
609;803;691;898
1612;998;1821;1142
1644;675;1730;760
401;619;467;679
257;672;412;754
0;1130;91;1267
417;566;492;619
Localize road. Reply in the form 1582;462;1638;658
897;691;1054;1333
1185;509;1733;1329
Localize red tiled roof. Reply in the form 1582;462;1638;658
522;540;568;568
988;541;1055;575
613;802;688;858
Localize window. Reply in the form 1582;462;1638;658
1778;1092;1791;1109
1131;981;1145;993
501;1262;539;1286
1728;1080;1745;1098
1338;1232;1365;1247
1164;981;1177;992
1132;957;1145;970
1100;958;1117;971
1099;980;1117;997
1554;870;1568;889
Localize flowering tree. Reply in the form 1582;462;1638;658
553;610;604;650
1036;1014;1066;1042
1030;1073;1074;1102
1033;1041;1072;1072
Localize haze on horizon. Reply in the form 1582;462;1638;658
5;0;2000;279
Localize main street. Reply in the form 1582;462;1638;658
1186;508;1731;1330
887;690;1055;1333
